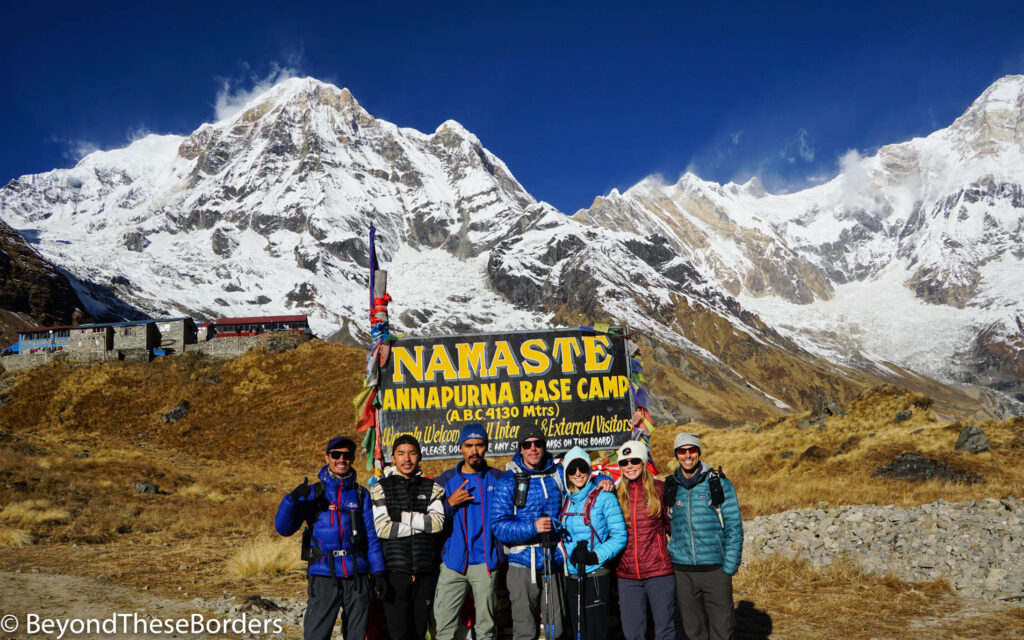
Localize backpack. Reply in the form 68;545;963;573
300;480;367;563
559;489;604;547
663;466;727;527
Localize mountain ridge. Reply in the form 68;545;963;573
1;75;1021;421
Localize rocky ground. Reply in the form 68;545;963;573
744;497;1024;600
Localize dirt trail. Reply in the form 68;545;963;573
0;571;293;639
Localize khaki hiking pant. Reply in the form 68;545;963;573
433;563;498;640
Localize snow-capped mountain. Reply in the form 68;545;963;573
1;75;1020;421
576;75;1024;406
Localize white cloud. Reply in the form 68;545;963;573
730;130;743;145
127;125;153;142
840;149;867;209
59;139;101;162
214;64;300;121
796;129;814;162
780;128;815;163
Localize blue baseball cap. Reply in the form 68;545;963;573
326;436;357;453
459;423;488;447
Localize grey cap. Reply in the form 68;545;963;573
673;432;701;452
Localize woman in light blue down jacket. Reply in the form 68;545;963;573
559;446;626;640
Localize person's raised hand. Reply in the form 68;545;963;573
447;479;474;508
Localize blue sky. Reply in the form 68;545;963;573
2;1;1023;213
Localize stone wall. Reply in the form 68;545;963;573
743;497;1024;599
183;332;309;358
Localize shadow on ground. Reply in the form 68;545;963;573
734;599;773;639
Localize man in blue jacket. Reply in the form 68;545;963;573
665;433;743;640
274;436;386;640
433;423;505;640
492;426;614;640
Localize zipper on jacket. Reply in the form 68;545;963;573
632;483;640;580
477;474;491;576
687;488;696;564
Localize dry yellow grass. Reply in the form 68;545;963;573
0;526;36;547
179;484;231;503
2;345;1022;639
650;386;1024;516
734;554;1024;639
0;499;71;524
226;536;304;579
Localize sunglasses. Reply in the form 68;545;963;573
620;458;645;467
566;460;591;476
521;440;545;450
675;446;699;455
328;450;355;461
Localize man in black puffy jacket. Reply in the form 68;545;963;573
369;434;446;640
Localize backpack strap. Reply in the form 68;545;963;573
582;490;603;545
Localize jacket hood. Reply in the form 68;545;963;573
562;446;592;489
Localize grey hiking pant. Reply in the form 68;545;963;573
617;574;676;640
507;563;565;640
304;573;371;640
673;567;735;640
433;563;497;640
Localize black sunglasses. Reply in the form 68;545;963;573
621;458;645;467
328;450;354;461
566;459;591;476
521;440;545;450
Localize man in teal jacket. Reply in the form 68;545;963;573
665;433;743;640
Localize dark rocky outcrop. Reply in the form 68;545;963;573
0;218;91;345
871;452;983;484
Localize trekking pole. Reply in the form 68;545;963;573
574;541;586;640
540;513;552;640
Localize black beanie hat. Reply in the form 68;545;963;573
326;436;357;453
391;433;421;455
517;424;546;447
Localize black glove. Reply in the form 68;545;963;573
388;507;403;523
570;541;599;567
372;572;390;600
290;477;309;501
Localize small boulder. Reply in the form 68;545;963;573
798;445;830;462
894;409;913;423
780;450;794;459
163;401;190;424
239;595;285;612
834;436;860;456
955;425;989;454
133;481;160;494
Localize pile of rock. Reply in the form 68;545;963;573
743;497;1024;599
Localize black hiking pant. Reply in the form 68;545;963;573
304;573;371;640
565;571;611;640
382;571;438;640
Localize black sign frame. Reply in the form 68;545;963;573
377;328;634;459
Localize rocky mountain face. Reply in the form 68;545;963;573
0;218;89;346
0;76;1020;421
577;76;1024;408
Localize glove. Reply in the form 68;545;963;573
569;541;599;567
372;572;390;600
387;507;403;523
289;477;309;501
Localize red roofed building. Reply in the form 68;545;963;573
212;315;310;338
